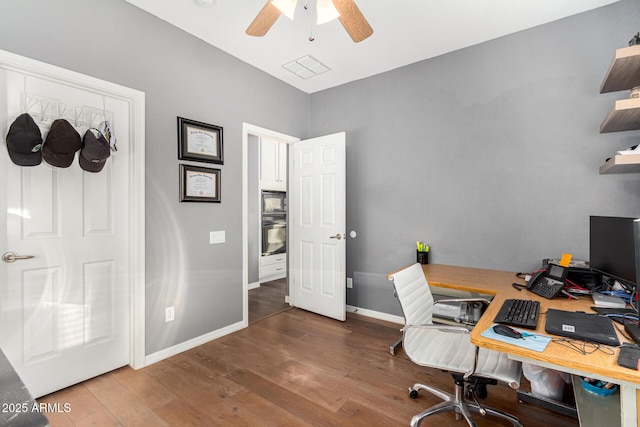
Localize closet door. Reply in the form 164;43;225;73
0;66;131;398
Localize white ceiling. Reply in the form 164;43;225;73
124;0;620;94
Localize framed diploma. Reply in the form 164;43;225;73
179;164;221;202
177;117;223;164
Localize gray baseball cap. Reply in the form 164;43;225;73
79;128;111;172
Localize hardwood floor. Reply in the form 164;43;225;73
248;278;290;324
38;309;578;426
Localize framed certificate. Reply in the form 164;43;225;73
179;164;221;202
177;117;223;164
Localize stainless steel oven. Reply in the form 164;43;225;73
261;190;286;256
262;190;286;215
262;215;286;256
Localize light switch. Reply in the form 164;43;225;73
209;230;225;244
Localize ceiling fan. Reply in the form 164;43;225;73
246;0;373;43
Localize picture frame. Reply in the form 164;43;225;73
179;164;221;203
177;117;223;164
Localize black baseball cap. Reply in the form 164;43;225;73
43;119;81;168
79;128;111;172
5;113;43;166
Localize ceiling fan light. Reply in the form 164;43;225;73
316;0;340;25
271;0;297;20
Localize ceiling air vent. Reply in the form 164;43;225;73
282;55;330;79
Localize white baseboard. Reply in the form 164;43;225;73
248;281;260;290
143;320;245;367
346;305;404;325
142;307;400;368
259;272;286;282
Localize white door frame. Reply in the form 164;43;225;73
0;50;146;370
242;123;299;326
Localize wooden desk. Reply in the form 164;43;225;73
423;263;640;427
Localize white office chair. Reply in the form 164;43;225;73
388;263;523;427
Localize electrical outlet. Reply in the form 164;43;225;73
165;306;175;322
346;277;353;288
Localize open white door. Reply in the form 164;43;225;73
289;132;346;321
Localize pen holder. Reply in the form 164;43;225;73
417;250;429;265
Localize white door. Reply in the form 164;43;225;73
0;67;131;397
289;132;346;321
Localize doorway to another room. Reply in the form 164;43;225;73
248;278;290;323
243;123;299;325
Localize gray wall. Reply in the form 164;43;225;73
3;0;640;350
0;0;309;355
310;0;640;315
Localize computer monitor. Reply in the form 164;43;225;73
589;216;640;310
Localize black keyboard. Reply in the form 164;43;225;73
494;299;540;329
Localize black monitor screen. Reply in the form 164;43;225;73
589;216;640;287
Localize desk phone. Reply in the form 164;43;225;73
526;263;569;299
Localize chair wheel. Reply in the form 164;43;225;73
409;389;419;399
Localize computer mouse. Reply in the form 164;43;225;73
493;324;523;339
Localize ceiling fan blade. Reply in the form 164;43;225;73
331;0;373;42
246;1;282;37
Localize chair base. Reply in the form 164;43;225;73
409;380;523;427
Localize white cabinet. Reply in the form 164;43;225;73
258;136;288;280
260;137;287;190
259;253;286;280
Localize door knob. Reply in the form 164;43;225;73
329;234;344;240
2;251;35;263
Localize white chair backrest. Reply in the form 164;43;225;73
388;263;434;326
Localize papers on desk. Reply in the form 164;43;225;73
481;324;552;352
